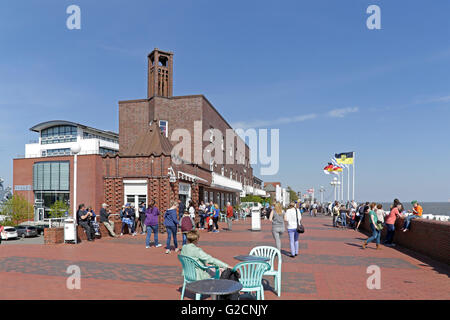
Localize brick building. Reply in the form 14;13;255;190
13;48;266;224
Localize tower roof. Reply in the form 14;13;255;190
121;120;173;157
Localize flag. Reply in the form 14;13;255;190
335;152;354;165
332;165;343;173
323;163;334;175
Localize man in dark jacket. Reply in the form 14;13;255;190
100;203;117;237
77;204;94;241
138;202;146;234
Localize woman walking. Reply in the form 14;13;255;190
212;203;220;233
269;202;285;252
284;202;302;258
164;201;180;254
145;200;161;248
362;203;383;250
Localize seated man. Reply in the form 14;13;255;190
180;230;230;280
402;200;423;232
100;203;117;237
77;204;94;241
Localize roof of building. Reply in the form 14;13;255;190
121;120;173;157
264;182;281;188
264;184;276;192
30;120;118;139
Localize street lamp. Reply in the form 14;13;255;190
330;177;341;202
71;144;81;244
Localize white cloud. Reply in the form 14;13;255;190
232;113;317;129
232;106;359;129
327;107;359;118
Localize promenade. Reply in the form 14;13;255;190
0;215;449;300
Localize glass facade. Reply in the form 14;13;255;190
41;125;77;144
33;161;70;191
83;131;118;144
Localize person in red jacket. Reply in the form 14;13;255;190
226;202;234;231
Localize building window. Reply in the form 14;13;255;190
83;131;118;144
99;147;118;156
159;120;168;137
41;125;77;144
45;148;71;157
33;161;70;191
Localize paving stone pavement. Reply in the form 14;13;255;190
0;215;448;300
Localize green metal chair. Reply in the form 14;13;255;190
249;246;282;297
177;255;220;300
232;261;270;300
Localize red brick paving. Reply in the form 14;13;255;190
0;215;448;300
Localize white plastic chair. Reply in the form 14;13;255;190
249;246;282;297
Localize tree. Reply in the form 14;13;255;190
240;195;265;204
49;200;70;219
287;186;299;202
0;194;34;226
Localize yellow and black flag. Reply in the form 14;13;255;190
335;152;354;165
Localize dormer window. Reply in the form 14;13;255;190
159;120;168;137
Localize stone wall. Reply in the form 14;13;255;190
360;216;450;265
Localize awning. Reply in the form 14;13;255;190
177;171;208;183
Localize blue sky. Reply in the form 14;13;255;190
1;0;449;202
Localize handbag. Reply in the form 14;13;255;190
295;209;305;234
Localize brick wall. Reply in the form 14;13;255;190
13;154;105;216
361;216;450;265
44;228;64;244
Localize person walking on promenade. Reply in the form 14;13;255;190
180;210;195;245
206;202;214;232
225;202;234;231
145;200;161;248
198;201;206;230
180;230;230;280
362;203;383;250
269;202;285;252
356;202;370;231
285;202;301;258
164;201;180;254
339;204;348;229
401;200;423;232
332;201;340;227
100;203;117;237
212;203;220;233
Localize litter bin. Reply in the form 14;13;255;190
251;208;261;231
64;218;76;243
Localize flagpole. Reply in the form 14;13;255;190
347;164;350;203
341;171;344;202
352;152;356;201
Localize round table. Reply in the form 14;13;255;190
234;255;270;262
185;279;243;300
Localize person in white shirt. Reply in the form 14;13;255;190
284;202;302;258
198;201;206;230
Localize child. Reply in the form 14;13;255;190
180;210;195;245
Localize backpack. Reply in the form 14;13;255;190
217;268;241;300
180;216;193;232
